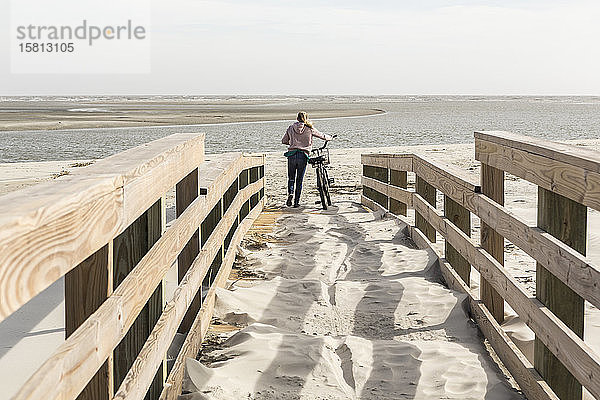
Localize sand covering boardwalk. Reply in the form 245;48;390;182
180;202;524;400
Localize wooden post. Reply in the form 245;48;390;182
389;169;407;216
415;176;436;242
363;165;389;208
201;200;223;287
250;166;259;183
113;199;163;400
375;166;389;209
444;195;471;285
65;244;113;400
480;164;504;323
239;168;249;189
176;169;200;334
534;188;586;400
239;168;250;220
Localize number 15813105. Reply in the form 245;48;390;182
19;42;74;53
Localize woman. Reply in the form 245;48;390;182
281;111;333;207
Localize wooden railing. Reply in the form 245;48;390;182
0;133;265;400
361;131;600;400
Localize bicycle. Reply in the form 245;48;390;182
309;135;337;210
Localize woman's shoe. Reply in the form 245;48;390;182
293;203;300;208
286;194;293;207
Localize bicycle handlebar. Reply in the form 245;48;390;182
318;134;337;150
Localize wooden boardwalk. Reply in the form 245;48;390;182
2;130;600;400
183;202;524;399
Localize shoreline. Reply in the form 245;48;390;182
0;102;385;132
0;109;387;134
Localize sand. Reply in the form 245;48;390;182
0;99;384;131
2;139;600;399
185;138;600;399
181;202;523;399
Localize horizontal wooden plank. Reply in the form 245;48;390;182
160;199;264;400
361;195;379;213
78;133;205;179
412;194;600;398
475;138;600;211
113;134;205;225
198;154;243;193
412;155;480;208
361;176;413;207
413;155;479;191
361;153;414;171
388;186;414;208
73;133;205;227
475;131;600;174
197;154;262;195
469;299;558;400
243;153;266;168
0;176;124;322
13;162;262;400
112;179;263;400
0;133;205;323
470;193;600;310
361;176;388;195
362;151;600;310
389;155;413;172
410;225;558;400
361;154;389;168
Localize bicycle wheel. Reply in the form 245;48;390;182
316;167;327;210
322;168;332;206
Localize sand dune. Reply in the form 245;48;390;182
181;202;523;399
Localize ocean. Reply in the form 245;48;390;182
1;96;600;162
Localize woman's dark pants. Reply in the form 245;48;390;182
287;152;308;205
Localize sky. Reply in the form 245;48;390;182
1;0;599;95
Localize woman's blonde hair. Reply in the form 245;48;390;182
297;111;313;128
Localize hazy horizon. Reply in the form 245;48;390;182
2;94;600;99
1;0;599;96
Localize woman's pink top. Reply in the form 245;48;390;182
282;122;333;153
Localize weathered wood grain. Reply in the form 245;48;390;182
198;153;242;194
361;154;413;172
112;180;264;400
12;172;252;400
475;138;600;211
389;169;408;216
361;154;389;169
534;188;586;400
361;146;600;399
480;163;505;323
113;200;163;400
475;131;600;174
74;133;205;227
159;199;264;400
470;193;600;310
412;194;600;399
388;155;413;172
361;152;600;310
0;176;123;323
410;224;559;400
413;154;479;194
361;176;413;208
0;133;205;324
444;195;471;285
65;244;113;400
176;169;200;335
415;176;436;242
